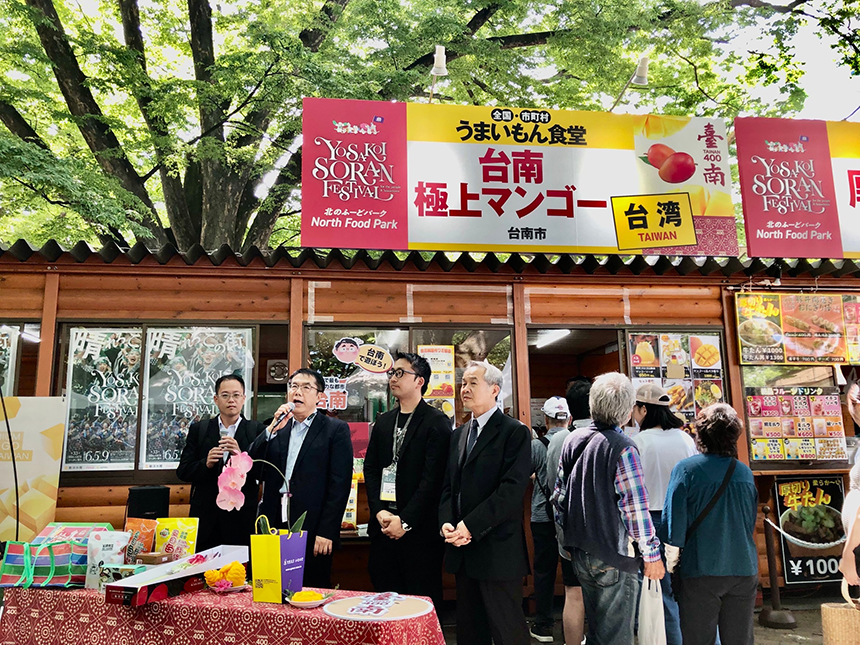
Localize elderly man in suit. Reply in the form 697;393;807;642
439;360;531;645
177;374;264;551
249;368;353;589
364;351;451;611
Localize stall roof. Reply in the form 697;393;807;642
0;238;857;279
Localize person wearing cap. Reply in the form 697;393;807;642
631;383;698;645
528;396;571;642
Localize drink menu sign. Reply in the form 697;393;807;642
747;386;847;462
736;117;860;259
302;98;738;256
628;331;725;421
736;293;849;365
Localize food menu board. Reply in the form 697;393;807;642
747;386;848;462
628;331;725;421
736;293;849;365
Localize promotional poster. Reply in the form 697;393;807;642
139;328;254;470
63;328;141;471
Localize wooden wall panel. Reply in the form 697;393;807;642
56;485;190;531
0;273;45;318
306;280;407;323
409;284;512;324
57;275;290;320
525;285;723;326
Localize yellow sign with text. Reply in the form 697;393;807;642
612;193;697;251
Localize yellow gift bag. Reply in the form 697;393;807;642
251;513;307;603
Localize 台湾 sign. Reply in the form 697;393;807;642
736;117;860;259
301;98;738;255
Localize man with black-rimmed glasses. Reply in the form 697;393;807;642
364;352;451;611
249;368;353;588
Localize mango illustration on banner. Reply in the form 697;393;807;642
682;185;733;217
356;345;392;374
631;115;691;140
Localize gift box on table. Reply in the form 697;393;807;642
104;545;248;606
251;514;307;604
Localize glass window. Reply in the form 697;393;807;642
412;329;513;426
306;328;409;424
0;324;21;396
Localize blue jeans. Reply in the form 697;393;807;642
572;548;640;645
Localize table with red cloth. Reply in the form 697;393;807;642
0;587;446;645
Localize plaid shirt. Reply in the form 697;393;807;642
615;446;661;563
552;432;660;563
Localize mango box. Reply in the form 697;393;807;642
105;545;248;606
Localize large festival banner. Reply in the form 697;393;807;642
139;328;254;470
736;117;860;258
0;325;20;397
63;328;141;471
302;98;738;256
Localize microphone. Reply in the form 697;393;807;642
219;425;230;461
273;402;296;426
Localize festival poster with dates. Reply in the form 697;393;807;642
736;293;849;365
62;328;141;471
628;331;725;421
139;328;254;470
774;476;846;584
747;386;847;462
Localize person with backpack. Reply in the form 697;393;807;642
529;396;571;642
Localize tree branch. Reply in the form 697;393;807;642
299;0;351;52
241;150;301;252
0;99;50;150
729;0;812;14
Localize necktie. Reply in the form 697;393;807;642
466;419;479;456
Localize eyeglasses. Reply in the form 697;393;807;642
387;368;417;380
288;382;319;393
218;393;245;401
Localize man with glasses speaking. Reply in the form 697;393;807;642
364;352;451;611
249;368;353;588
177;374;265;551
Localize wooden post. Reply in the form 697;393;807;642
289;277;304;374
35;271;59;396
513;282;531;427
722;286;751;465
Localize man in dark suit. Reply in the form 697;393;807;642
365;352;451;610
176;374;264;551
440;360;531;645
248;368;353;588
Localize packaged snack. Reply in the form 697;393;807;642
154;518;199;558
86;531;131;590
97;564;145;592
124;518;158;564
340;479;358;530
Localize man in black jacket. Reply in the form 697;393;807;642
439;360;531;645
248;368;353;588
176;374;264;551
364;352;451;611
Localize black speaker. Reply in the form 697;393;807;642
126;485;170;521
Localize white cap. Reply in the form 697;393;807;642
542;396;570;420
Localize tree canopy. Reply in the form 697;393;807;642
0;0;854;250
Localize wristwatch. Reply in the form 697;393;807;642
401;521;412;532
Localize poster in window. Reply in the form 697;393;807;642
774;476;846;584
62;328;142;471
0;325;20;397
140;328;254;470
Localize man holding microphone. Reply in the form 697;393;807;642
249;368;353;588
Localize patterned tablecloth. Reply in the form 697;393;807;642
0;587;446;645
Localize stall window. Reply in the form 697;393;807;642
412;328;512;426
0;324;21;396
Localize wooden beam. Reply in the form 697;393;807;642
35;271;59;396
289;277;304;374
513;282;531;427
722;286;751;466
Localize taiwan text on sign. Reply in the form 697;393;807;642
302;99;738;256
611;193;696;250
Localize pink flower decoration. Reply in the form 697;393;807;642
228;451;253;475
188;554;206;566
218;466;246;491
213;579;233;591
216;487;245;512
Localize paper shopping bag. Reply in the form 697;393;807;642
251;514;307;603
